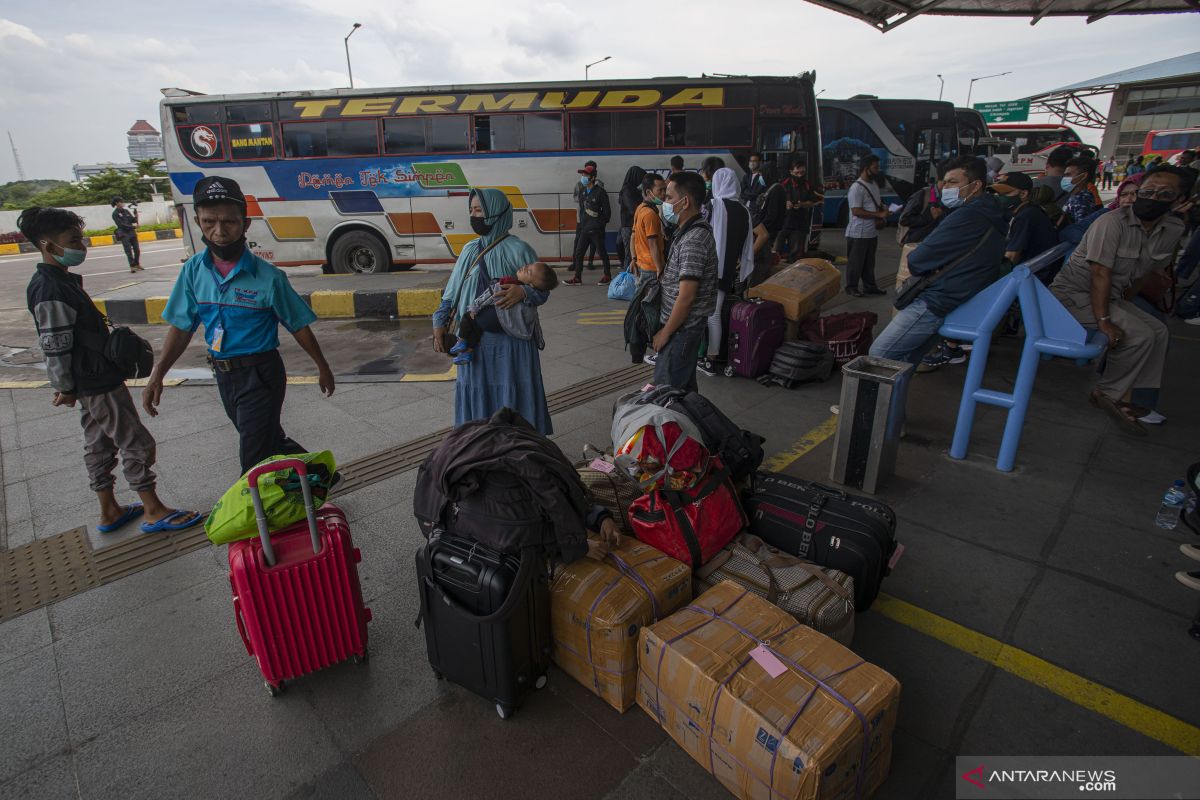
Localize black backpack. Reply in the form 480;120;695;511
648;388;765;484
414;463;555;555
758;341;836;389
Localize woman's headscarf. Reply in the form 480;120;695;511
710;167;756;284
620;166;648;220
440;188;537;318
1107;173;1144;210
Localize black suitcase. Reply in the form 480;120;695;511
758;341;835;388
416;532;551;719
743;472;898;611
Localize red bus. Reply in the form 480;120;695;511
1143;128;1200;163
986;123;1090;173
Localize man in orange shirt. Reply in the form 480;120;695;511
632;173;666;275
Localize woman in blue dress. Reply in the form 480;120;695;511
432;188;553;434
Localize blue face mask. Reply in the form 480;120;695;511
940;186;963;209
662;200;680;225
1060;176;1077;193
580;176;591;187
45;243;86;267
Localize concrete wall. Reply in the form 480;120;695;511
0;201;177;235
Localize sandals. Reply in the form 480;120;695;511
1089;390;1147;436
140;509;204;533
96;503;144;533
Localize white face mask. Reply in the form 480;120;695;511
941;186;964;208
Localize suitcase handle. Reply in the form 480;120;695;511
245;458;321;567
423;541;536;624
231;592;253;655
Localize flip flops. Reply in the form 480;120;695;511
1089;390;1147;436
96;503;144;533
140;509;204;534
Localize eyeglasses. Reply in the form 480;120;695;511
1135;188;1179;201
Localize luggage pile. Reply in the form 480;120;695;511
410;390;905;797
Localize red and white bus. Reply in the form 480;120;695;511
1142;128;1200;164
985;123;1091;174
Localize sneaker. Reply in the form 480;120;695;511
565;277;582;286
1138;410;1167;425
1185;316;1200;326
697;358;718;377
917;344;951;373
599;275;612;285
845;287;864;298
1181;544;1200;564
958;342;974;352
830;404;839;415
1176;570;1200;591
643;352;658;366
943;344;968;364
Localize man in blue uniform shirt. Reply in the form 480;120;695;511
142;176;335;474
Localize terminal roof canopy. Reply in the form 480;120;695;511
807;0;1199;32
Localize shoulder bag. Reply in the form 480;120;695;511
894;225;1000;311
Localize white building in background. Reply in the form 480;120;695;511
72;162;138;181
127;119;164;161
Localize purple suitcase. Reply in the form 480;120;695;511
727;300;786;378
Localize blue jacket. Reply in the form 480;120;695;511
907;192;1007;317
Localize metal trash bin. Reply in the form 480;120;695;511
829;355;914;494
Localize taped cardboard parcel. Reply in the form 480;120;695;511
749;259;842;322
551;539;692;712
637;580;900;800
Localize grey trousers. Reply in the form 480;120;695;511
1056;295;1169;401
78;386;157;493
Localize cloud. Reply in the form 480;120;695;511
0;17;45;47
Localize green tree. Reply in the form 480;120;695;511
135;158;166;177
0;179;72;209
77;168;150;205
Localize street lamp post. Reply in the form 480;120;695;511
344;23;362;89
966;71;1011;107
585;56;611;81
936;74;944;101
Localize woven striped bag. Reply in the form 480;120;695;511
576;446;645;536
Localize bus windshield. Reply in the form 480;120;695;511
160;76;821;274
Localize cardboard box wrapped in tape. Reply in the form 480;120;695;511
551;539;692;712
749;259;842;322
637;580;899;800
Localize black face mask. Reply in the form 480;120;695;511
470;216;494;236
202;234;246;261
1131;197;1173;222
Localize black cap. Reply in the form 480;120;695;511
993;171;1033;195
193;176;246;207
110;196;123;205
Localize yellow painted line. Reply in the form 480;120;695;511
287;376;320;384
1174;335;1200;343
577;321;624;326
399;364;457;382
0;380;49;389
90;235;115;246
761;414;838;472
144;297;168;325
308;290;356;318
108;282;138;292
93;299;107;317
579;310;626;317
125;378;186;387
0;243;20;256
396;288;442;317
136;231;157;242
874;594;1200;755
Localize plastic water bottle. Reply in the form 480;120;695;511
1155;480;1187;530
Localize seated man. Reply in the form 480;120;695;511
994;171;1059;266
870;156;1006;365
1049;165;1190;436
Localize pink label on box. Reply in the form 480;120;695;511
749;645;788;679
589;458;615;474
642;383;655;392
888;542;906;569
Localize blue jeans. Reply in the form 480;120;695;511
869;297;944;364
653;320;705;393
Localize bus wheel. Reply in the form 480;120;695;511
331;231;390;274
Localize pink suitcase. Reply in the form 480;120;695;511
726;299;786;378
228;458;371;696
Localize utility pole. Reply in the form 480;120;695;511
7;131;26;181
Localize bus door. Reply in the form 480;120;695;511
914;125;955;190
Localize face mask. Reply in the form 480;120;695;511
1131;196;1173;222
941;186;963;209
995;194;1019;211
470;216;493;236
202;234;246;262
1060;176;1077;193
648;196;663;206
749;164;760;173
44;243;86;267
662;200;680;225
705;181;712;192
580;176;591;187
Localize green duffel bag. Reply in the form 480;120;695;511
205;451;338;546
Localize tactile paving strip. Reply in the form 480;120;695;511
0;363;652;623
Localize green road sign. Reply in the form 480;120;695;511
973;100;1030;123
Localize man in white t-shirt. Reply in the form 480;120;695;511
844;155;888;296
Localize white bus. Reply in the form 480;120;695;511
160;76;821;273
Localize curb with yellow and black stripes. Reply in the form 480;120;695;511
0;228;182;256
94;287;444;325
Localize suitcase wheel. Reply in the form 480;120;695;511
265;680;285;698
496;702;514;720
723;364;735;378
352;649;369;665
535;674;548;690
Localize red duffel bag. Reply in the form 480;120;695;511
628;458;746;568
800;311;878;365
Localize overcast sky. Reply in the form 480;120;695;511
1;1;1196;182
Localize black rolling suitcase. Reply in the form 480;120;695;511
743;472;898;611
416;532;551;719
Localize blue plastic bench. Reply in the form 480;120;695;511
937;249;1107;472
